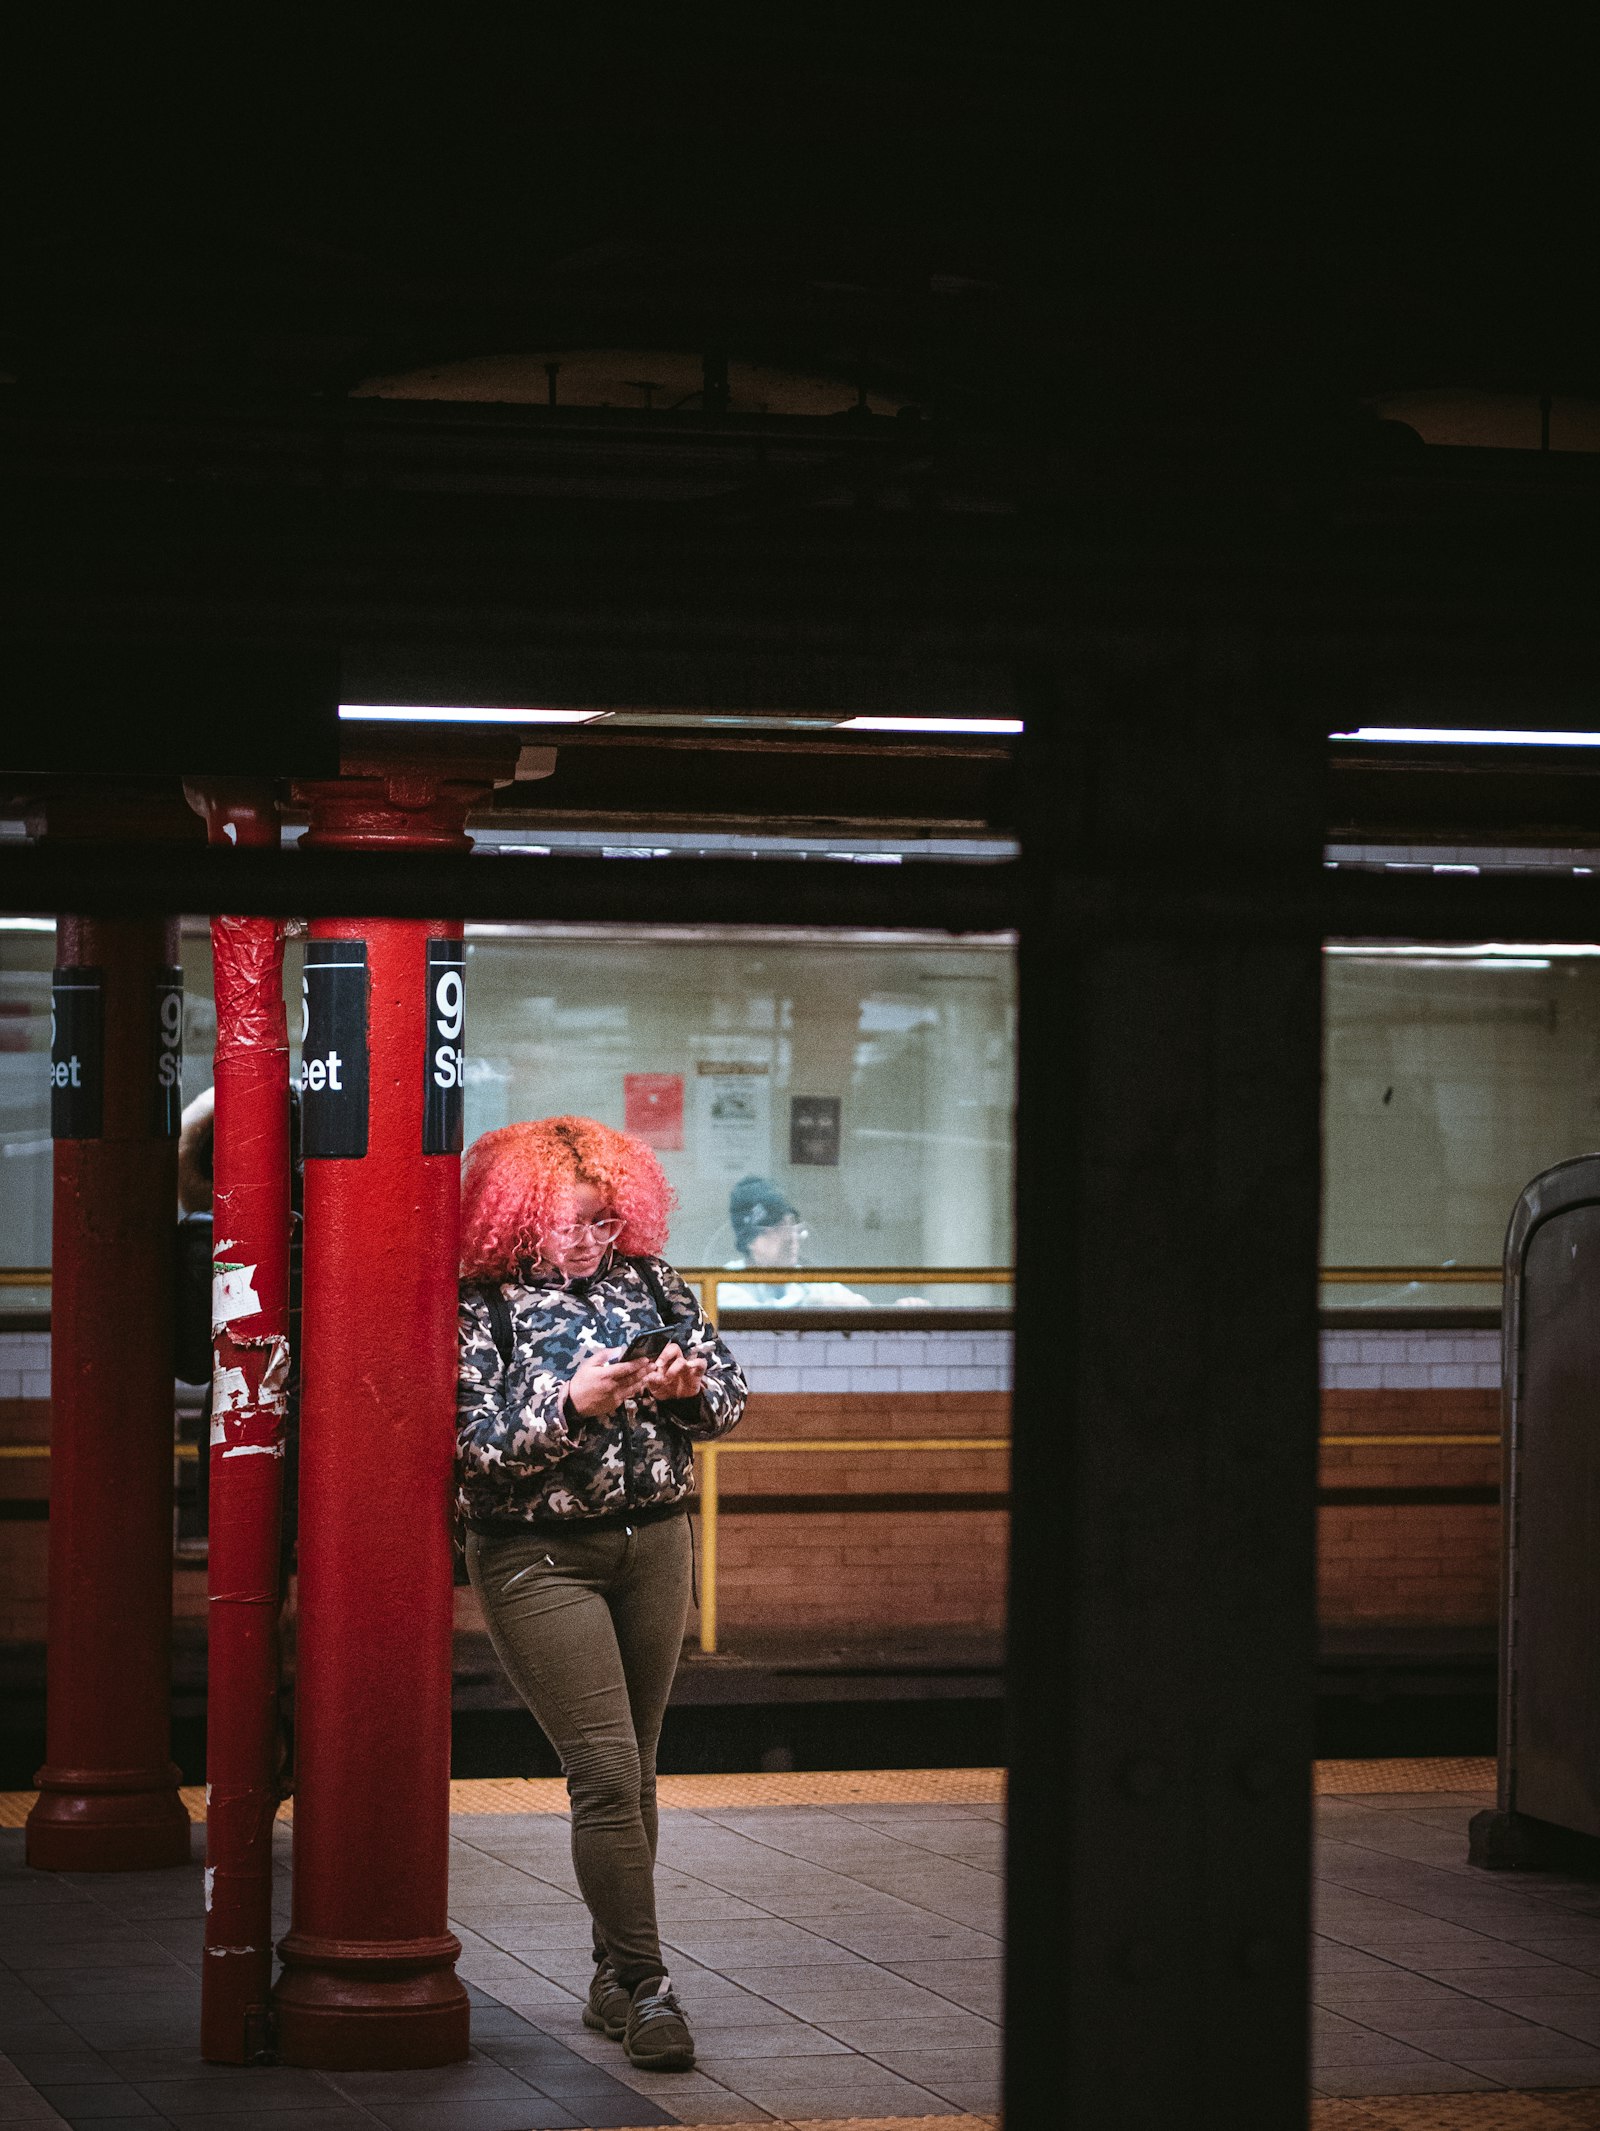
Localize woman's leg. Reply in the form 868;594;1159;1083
467;1525;666;1988
606;1515;693;1877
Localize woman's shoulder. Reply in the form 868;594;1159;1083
623;1251;690;1285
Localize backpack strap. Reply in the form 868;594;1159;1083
477;1283;516;1372
626;1255;678;1328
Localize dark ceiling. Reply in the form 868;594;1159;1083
8;17;1600;851
6;21;1598;424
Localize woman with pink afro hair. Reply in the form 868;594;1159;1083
456;1116;747;2072
461;1115;675;1279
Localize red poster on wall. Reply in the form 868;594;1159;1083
624;1072;684;1150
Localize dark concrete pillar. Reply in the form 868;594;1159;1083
1005;664;1326;2124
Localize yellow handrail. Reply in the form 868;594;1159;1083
679;1266;1012;1330
690;1420;1507;1653
3;1418;1498;1647
694;1434;1011;1654
1320;1267;1501;1286
0;1263;1507;1308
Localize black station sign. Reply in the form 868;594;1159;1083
423;939;465;1156
300;940;369;1159
153;966;184;1137
51;966;104;1140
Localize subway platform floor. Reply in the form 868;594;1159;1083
8;1764;1600;2127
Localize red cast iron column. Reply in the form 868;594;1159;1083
273;770;482;2070
190;783;290;2063
27;800;190;1869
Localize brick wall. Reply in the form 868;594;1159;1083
3;1324;1509;1647
1318;1383;1501;1628
1;1335;206;1643
699;1388;1009;1637
0;1394;48;1643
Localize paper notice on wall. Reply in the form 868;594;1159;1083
693;1061;771;1179
625;1072;684;1150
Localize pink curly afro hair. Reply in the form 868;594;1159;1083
459;1115;675;1278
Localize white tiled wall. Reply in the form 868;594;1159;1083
0;1332;50;1401
1318;1328;1501;1391
723;1328;1014;1396
0;1325;1504;1400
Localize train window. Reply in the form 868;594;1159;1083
452;925;1015;1299
1323;941;1600;1307
0;921;1017;1308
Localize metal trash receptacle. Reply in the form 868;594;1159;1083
1471;1153;1600;1869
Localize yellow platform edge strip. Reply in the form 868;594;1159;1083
0;1759;1498;1829
1312;2097;1600;2127
568;2120;997;2131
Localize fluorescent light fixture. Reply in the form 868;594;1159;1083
1325;942;1600;959
835;716;1024;734
1333;956;1554;970
1331;726;1600;747
339;704;603;725
0;917;54;932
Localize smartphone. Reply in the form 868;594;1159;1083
620;1320;699;1363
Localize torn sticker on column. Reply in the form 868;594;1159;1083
211;1368;252;1437
211;1333;291;1444
212;1262;262;1333
258;1333;289;1412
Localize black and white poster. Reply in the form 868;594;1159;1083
790;1095;841;1166
50;966;104;1140
423;939;465;1155
300;940;369;1159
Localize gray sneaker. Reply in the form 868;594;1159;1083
582;1956;631;2040
623;1973;695;2070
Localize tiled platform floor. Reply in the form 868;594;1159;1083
10;1766;1600;2123
1311;1784;1600;2101
0;1784;1004;2129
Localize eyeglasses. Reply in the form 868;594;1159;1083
541;1214;625;1245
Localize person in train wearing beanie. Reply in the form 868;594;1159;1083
455;1116;747;2073
717;1173;872;1309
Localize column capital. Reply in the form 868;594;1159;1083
184;780;281;849
291;769;495;853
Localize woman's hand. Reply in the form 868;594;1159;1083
644;1343;708;1405
567;1348;657;1419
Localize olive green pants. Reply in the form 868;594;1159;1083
466;1513;692;1990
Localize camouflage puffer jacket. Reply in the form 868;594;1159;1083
456;1254;747;1526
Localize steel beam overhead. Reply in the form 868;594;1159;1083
6;842;1600;942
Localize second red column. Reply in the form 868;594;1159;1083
273;772;480;2069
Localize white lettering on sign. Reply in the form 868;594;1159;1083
433;1044;464;1090
435;968;464;1040
50;1058;84;1088
302;1050;343;1092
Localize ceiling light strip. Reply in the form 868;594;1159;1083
1331;726;1600;747
338;705;603;725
